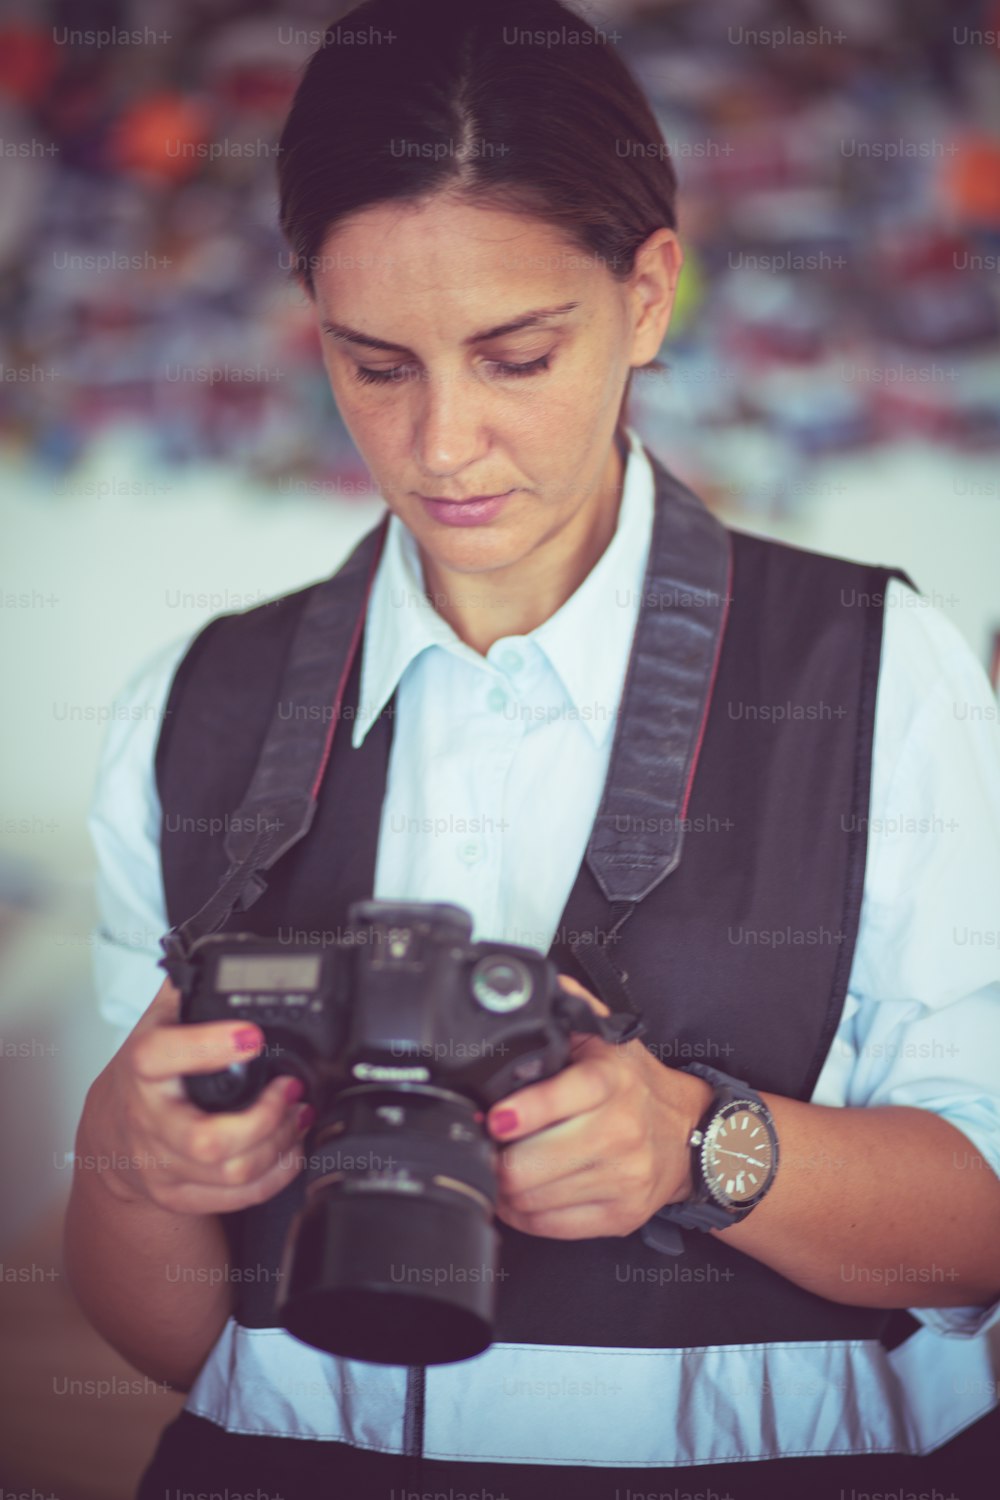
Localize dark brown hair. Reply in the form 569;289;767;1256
277;0;677;434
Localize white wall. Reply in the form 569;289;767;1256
709;438;999;673
1;430;385;884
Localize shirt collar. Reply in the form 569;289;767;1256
351;427;654;749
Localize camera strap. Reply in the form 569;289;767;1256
558;992;646;1047
161;515;390;971
568;898;641;1018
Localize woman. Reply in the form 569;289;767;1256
66;2;1000;1497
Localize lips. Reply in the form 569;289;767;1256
419;491;512;504
417;490;515;528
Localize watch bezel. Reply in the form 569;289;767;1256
693;1096;778;1213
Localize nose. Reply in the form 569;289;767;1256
411;361;490;479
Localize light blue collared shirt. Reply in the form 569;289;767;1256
88;428;1000;1343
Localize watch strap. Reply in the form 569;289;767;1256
683;1060;752;1095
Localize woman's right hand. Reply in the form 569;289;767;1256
79;975;313;1215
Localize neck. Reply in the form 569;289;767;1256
418;432;627;655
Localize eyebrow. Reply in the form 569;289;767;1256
320;301;580;354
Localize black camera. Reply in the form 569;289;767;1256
165;899;642;1366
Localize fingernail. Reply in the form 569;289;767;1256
296;1104;316;1133
233;1026;263;1053
282;1077;305;1104
490;1108;519;1137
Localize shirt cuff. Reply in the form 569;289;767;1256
904;1113;1000;1339
907;1296;1000;1339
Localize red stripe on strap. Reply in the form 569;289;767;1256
309;515;390;802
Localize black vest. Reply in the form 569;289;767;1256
155;451;919;1357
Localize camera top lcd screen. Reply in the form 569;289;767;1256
215;954;322;993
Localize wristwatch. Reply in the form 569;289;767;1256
640;1063;780;1256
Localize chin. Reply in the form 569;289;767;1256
398;496;519;547
422;530;527;572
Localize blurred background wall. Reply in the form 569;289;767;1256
1;0;999;1495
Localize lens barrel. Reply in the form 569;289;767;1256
277;1088;503;1365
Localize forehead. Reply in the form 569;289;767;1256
311;195;611;329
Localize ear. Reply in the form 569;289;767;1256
627;227;683;369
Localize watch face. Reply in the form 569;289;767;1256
700;1100;776;1209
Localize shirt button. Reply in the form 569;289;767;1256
457;838;485;867
499;648;522;674
486;685;509;713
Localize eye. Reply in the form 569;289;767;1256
351;355;552;387
352;363;419;387
484;355;552;379
352;364;418;386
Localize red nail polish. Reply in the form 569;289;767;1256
233;1026;263;1053
283;1077;305;1104
490;1109;519;1137
296;1104;316;1133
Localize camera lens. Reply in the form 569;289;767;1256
471;955;533;1013
277;1088;502;1366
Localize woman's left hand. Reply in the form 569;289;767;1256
487;974;713;1239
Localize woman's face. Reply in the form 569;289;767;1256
310;194;679;583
